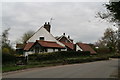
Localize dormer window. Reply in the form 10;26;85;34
39;37;44;40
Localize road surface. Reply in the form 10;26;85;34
3;59;119;78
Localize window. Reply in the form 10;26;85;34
58;49;61;51
45;49;48;52
31;49;34;51
39;37;44;40
53;49;55;52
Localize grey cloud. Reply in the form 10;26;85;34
2;2;109;44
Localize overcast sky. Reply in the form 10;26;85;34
2;2;116;45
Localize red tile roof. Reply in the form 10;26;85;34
24;42;34;51
60;42;74;50
36;40;65;48
76;43;96;54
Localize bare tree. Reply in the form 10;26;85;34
17;30;35;44
97;1;120;53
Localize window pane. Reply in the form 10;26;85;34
39;37;44;40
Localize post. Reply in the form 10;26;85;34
117;23;120;53
24;52;28;64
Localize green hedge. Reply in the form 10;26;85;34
29;51;90;61
65;56;109;64
95;47;111;53
2;53;16;64
110;53;120;58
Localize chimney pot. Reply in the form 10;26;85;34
44;22;47;25
63;33;65;35
48;22;50;25
68;35;70;38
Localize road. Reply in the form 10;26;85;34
3;59;119;78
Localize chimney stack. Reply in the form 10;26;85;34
44;22;51;33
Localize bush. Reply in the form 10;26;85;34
2;48;10;54
64;56;109;64
96;47;110;53
2;47;16;54
110;53;120;58
2;53;16;64
29;51;90;61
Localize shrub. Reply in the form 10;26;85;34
2;53;16;64
29;51;90;61
2;48;10;54
110;53;120;58
96;47;110;53
2;47;16;54
65;56;109;64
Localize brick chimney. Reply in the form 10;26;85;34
44;22;51;33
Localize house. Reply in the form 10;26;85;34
26;22;65;47
56;33;73;43
16;44;26;54
56;33;75;51
16;22;96;55
75;43;96;54
16;22;67;55
24;40;66;54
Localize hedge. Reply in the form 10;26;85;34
95;47;111;53
28;51;90;61
110;53;120;58
2;53;16;64
64;56;109;64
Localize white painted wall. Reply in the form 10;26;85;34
26;48;67;54
61;49;67;51
48;48;66;52
48;49;53;52
55;49;58;52
26;27;65;47
76;45;83;51
24;51;34;56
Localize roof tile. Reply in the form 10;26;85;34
24;42;34;50
37;40;65;48
77;43;96;54
61;42;74;50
